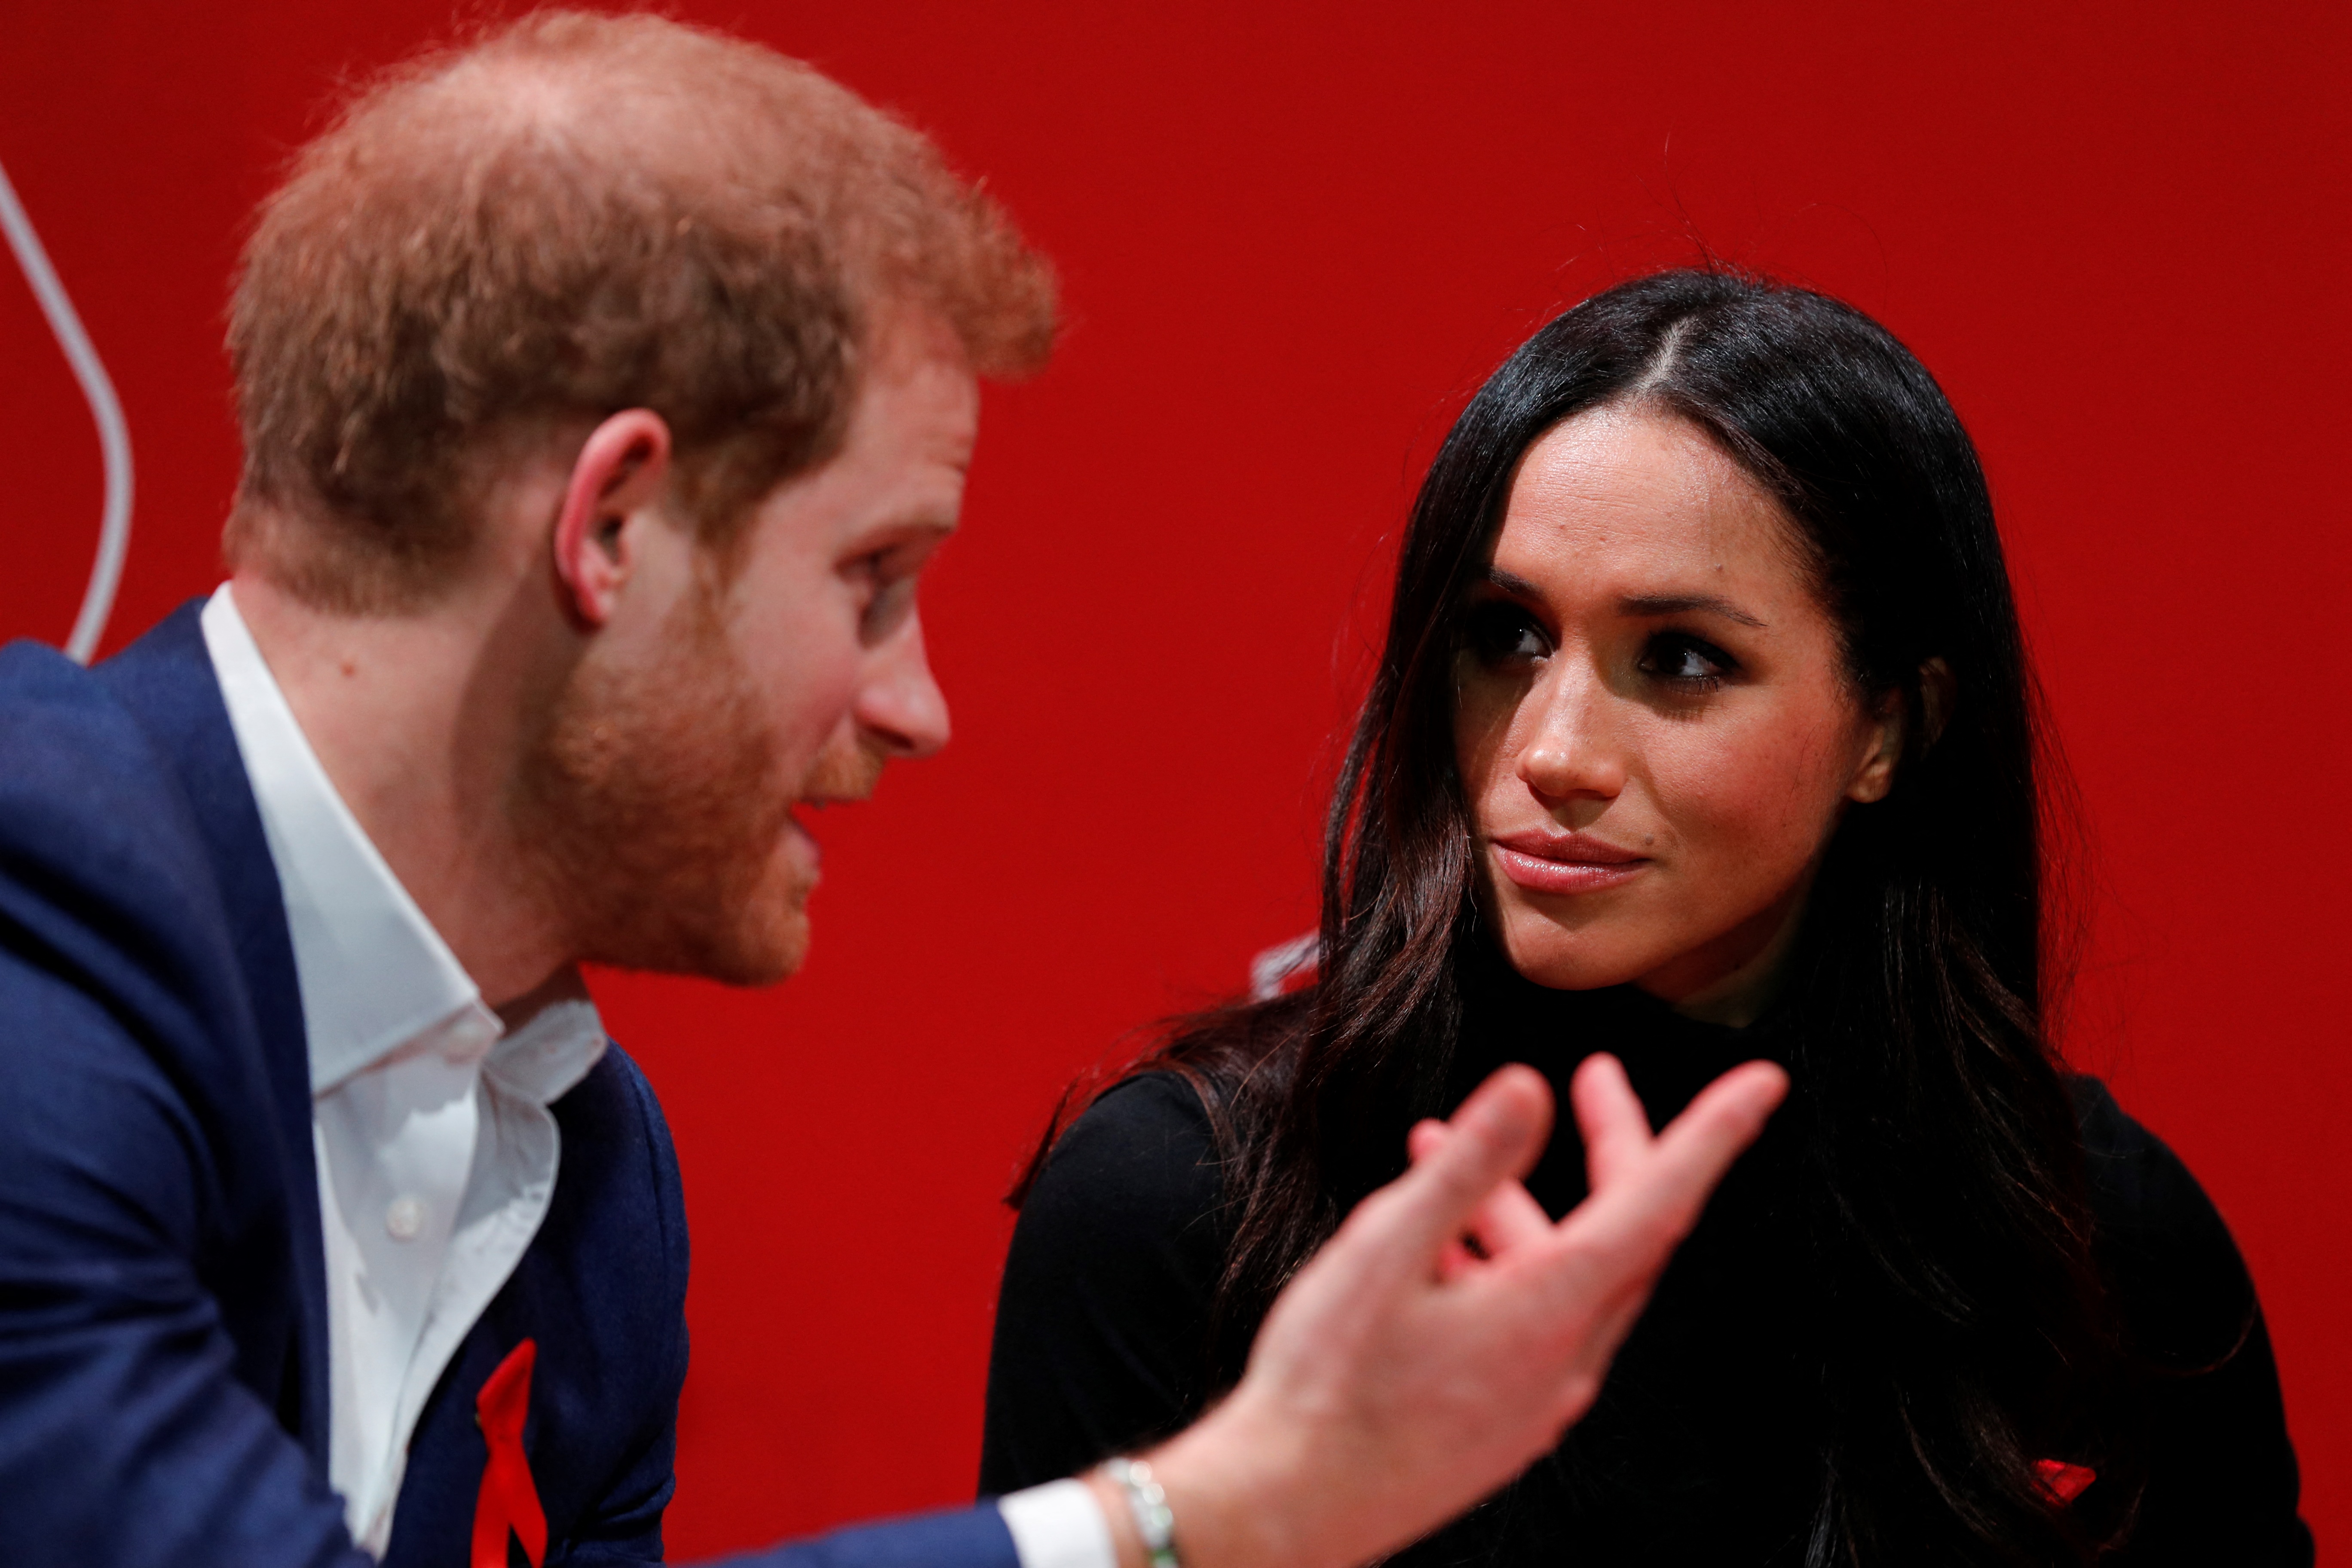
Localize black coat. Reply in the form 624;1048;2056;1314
981;980;2311;1564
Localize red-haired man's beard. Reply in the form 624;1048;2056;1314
515;588;863;986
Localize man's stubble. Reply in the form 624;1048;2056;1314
515;578;867;987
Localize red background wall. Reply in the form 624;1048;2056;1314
3;0;2343;1556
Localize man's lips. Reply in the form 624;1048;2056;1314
1489;829;1650;895
783;805;824;867
782;790;877;873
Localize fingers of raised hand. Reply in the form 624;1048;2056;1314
1455;1066;1554;1186
1468;1179;1554;1257
1409;1119;1555;1265
1570;1054;1654;1193
1508;1060;1788;1344
1360;1065;1553;1277
1647;1060;1788;1207
1406;1123;1478;1281
1553;1059;1789;1275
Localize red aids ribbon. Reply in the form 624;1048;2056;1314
2034;1458;2097;1505
472;1339;548;1568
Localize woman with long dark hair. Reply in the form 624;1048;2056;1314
979;271;2309;1565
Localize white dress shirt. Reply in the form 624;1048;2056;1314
200;583;1114;1568
203;587;606;1557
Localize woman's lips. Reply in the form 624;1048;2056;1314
1490;830;1650;895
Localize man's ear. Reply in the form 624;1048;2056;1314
552;409;674;628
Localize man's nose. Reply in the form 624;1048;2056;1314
1517;659;1626;803
854;612;950;760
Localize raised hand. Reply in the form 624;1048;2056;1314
1110;1054;1786;1568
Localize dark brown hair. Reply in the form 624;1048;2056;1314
1030;270;2132;1564
225;9;1056;611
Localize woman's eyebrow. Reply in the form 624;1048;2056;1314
1480;570;1767;629
1617;592;1767;629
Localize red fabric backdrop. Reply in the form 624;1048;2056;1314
3;0;2343;1556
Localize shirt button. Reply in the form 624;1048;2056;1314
384;1196;426;1241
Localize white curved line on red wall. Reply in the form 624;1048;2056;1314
0;155;133;665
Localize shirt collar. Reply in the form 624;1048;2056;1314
199;585;603;1101
489;996;608;1106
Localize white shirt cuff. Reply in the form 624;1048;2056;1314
997;1477;1118;1568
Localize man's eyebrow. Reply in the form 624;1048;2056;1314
854;517;958;551
1617;592;1767;629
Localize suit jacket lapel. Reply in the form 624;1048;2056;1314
96;600;333;1469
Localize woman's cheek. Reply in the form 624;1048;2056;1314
1452;676;1522;812
1651;722;1825;914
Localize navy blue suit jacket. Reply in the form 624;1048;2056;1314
0;605;1015;1568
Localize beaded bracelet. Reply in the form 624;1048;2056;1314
1102;1457;1181;1568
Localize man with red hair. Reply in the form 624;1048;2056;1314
0;13;1783;1568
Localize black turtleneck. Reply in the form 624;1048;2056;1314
978;973;2311;1564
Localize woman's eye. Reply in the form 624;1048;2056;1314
1465;602;1551;665
1639;632;1736;688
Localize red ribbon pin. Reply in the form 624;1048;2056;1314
472;1338;548;1568
2034;1457;2096;1505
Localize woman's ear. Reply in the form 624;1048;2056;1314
1917;656;1956;748
1847;656;1956;805
1847;691;1906;804
552;409;674;628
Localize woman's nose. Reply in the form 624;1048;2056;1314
1516;662;1626;802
